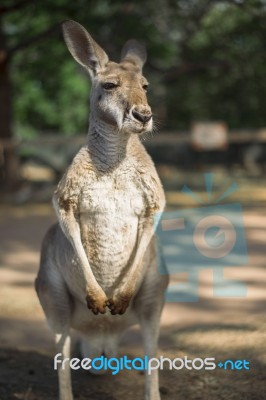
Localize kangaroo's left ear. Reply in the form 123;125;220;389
62;20;109;78
120;39;147;71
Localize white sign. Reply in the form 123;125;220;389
191;122;228;151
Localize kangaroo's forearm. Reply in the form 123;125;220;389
107;219;156;315
121;220;155;295
53;196;100;290
53;198;108;314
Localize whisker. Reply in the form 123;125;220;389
153;118;164;129
140;129;156;143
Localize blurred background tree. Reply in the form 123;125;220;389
0;0;266;186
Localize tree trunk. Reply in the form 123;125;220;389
0;18;19;190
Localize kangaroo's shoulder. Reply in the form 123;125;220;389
130;138;166;210
53;146;95;207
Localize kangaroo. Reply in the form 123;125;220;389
35;20;168;400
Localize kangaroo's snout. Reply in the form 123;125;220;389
132;106;152;124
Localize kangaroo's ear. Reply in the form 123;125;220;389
62;20;109;77
120;39;147;71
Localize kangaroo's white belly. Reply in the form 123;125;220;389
79;177;145;292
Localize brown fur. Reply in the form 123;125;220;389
35;20;168;400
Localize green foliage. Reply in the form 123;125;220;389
2;0;266;137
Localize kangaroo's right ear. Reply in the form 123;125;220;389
62;20;109;77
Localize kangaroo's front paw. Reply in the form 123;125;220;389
107;292;131;315
86;289;108;315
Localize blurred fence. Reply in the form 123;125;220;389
1;127;266;182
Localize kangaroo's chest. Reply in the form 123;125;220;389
78;169;145;291
80;170;144;217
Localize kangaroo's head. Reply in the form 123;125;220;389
62;20;152;135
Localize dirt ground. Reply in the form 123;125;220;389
0;171;266;400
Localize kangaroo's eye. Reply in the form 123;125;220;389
102;82;118;90
143;84;149;91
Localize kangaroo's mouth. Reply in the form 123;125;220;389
122;113;153;134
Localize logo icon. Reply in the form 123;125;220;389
154;173;248;302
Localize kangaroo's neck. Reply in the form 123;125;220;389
87;116;136;170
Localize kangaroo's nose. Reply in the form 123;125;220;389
132;107;152;124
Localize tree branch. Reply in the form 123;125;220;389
0;0;35;15
164;61;230;82
147;59;230;81
8;22;60;57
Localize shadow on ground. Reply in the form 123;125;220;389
0;327;265;400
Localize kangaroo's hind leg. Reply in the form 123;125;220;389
135;244;169;400
35;225;73;400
